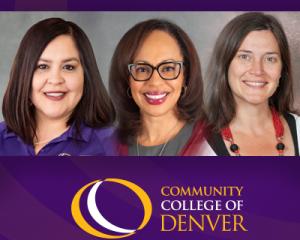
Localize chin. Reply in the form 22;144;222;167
142;109;168;118
40;112;69;121
244;97;269;106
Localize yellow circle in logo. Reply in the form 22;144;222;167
71;178;152;239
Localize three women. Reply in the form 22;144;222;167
1;13;299;156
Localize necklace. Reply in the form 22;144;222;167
221;108;285;156
136;120;180;156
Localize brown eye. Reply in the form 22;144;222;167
37;64;49;70
135;65;151;73
266;56;277;63
63;65;76;71
161;65;176;73
238;54;251;61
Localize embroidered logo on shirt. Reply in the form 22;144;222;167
58;152;71;156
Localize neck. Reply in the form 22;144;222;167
138;113;185;146
34;116;70;154
231;102;272;135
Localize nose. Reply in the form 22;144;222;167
47;68;65;84
249;59;264;76
147;69;164;85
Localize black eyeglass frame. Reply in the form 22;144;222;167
128;61;184;81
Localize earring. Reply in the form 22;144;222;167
181;85;187;98
127;87;132;98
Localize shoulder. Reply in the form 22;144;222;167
92;125;116;139
284;112;300;130
287;112;300;133
89;125;119;156
0;121;11;138
288;112;300;123
0;122;29;156
0;121;7;131
284;112;300;155
180;120;217;156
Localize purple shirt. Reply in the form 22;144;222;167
0;122;118;156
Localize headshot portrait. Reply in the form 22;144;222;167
0;17;116;155
0;12;299;156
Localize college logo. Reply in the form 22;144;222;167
71;178;152;239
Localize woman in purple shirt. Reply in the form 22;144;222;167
0;18;116;156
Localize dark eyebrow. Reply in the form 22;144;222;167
161;59;178;63
62;58;80;63
38;57;80;63
134;59;180;65
237;50;280;55
265;52;280;55
237;50;252;54
134;60;149;64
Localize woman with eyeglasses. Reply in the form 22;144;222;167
205;12;300;156
109;19;213;156
0;18;116;156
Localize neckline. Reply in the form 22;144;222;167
134;122;194;156
207;113;299;156
221;108;285;156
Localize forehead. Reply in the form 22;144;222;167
238;30;280;53
133;30;182;62
40;34;80;59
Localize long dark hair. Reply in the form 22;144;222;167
205;12;293;132
109;19;204;144
3;18;115;144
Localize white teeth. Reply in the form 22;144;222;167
244;81;266;87
45;92;65;97
145;93;167;100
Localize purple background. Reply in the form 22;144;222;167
0;157;299;240
0;0;300;10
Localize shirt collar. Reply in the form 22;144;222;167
66;122;92;143
3;122;92;143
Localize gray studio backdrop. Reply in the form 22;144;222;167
0;12;299;120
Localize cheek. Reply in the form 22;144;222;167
129;79;141;97
31;75;44;98
76;80;84;95
269;67;282;81
67;75;84;95
31;74;43;90
173;74;184;92
227;64;241;89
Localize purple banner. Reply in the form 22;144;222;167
1;0;300;10
0;157;299;240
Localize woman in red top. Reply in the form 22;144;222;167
205;12;300;156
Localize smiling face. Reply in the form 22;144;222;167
31;34;84;123
129;30;184;119
228;30;282;107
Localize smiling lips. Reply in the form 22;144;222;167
44;92;66;101
242;80;268;88
144;91;168;105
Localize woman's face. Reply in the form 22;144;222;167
31;35;84;123
228;30;282;107
129;30;185;120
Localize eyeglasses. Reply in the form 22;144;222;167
128;61;184;81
